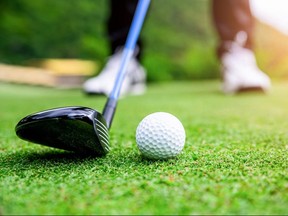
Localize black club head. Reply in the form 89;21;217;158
15;106;110;155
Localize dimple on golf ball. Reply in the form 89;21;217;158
136;112;186;159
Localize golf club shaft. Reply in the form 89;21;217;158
103;0;150;129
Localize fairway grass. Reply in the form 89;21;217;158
0;80;288;215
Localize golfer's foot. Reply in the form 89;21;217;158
221;33;271;94
83;49;146;97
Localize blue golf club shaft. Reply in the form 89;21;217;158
103;0;150;128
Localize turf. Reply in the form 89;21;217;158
0;80;288;215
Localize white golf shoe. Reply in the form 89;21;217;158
221;33;271;94
83;49;146;97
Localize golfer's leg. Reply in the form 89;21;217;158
83;0;147;96
212;0;270;94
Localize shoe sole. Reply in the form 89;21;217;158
237;86;266;93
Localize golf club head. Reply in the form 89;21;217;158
15;106;110;155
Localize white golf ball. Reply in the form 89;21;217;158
136;112;186;159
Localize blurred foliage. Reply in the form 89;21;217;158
143;0;220;81
0;0;109;61
0;0;220;81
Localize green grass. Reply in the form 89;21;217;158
1;80;288;215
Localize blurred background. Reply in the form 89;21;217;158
0;0;287;85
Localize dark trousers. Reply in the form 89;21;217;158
107;0;142;59
107;0;254;60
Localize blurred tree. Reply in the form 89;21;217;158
143;0;219;81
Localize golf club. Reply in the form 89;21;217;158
15;0;151;156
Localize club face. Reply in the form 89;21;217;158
15;106;110;155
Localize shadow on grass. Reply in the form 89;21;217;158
112;150;182;167
26;150;101;161
1;149;104;168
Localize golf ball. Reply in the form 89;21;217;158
136;112;186;159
